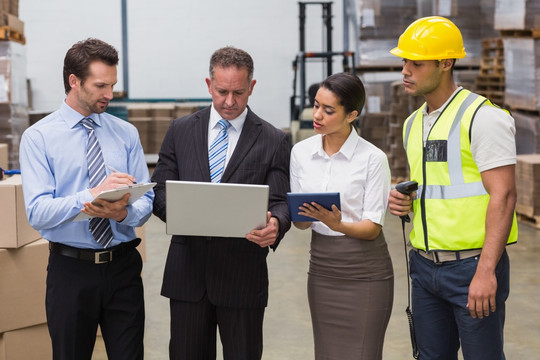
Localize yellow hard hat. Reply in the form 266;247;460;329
390;16;466;60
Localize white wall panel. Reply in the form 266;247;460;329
20;0;344;129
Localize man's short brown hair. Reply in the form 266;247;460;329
63;38;119;94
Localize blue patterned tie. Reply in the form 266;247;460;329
209;119;230;183
81;118;114;248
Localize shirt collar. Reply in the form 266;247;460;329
310;128;360;160
209;104;247;133
60;100;103;129
422;86;463;116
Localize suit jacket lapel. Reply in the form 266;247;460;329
195;107;211;181
221;108;261;183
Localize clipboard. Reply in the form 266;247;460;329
287;192;341;222
73;182;156;221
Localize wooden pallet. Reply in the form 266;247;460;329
475;80;505;93
500;28;540;38
479;63;505;76
0;26;25;44
482;38;504;49
517;213;540;230
476;72;504;83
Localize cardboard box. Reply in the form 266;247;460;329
174;104;199;119
0;0;18;17
151;103;175;118
516;154;540;218
149;117;172;154
9;0;18;17
495;0;540;30
504;38;540;111
127;103;151;118
0;11;23;34
0;175;41;248
0;239;48;333
129;117;152;154
0;323;51;360
0;143;7;169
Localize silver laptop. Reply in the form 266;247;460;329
165;180;269;238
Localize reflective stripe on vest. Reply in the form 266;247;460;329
403;89;518;251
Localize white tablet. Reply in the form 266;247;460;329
165;180;269;238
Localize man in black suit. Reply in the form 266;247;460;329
151;46;291;360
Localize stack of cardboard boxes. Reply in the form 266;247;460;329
495;0;540;143
0;143;51;359
0;0;24;42
515;154;540;228
493;0;540;226
0;172;51;359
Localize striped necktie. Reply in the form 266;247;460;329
209;119;230;183
81;118;114;248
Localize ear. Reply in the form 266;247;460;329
346;110;359;123
205;78;212;94
248;79;256;96
69;74;79;90
441;59;454;71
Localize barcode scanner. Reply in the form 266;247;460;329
396;179;420;359
395;180;418;223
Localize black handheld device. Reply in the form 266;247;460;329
395;180;418;223
396;179;420;359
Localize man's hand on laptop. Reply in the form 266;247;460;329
246;212;278;247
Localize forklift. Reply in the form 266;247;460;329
290;1;356;144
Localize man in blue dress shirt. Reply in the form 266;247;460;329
19;38;153;360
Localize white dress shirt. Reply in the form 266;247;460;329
208;105;247;168
290;129;391;236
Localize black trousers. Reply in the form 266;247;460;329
169;295;265;360
46;244;144;360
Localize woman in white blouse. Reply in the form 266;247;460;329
290;72;394;360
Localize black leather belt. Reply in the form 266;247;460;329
49;238;141;264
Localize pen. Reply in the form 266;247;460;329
106;164;137;184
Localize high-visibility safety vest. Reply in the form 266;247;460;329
403;89;518;251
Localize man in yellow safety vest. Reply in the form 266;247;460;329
388;16;518;360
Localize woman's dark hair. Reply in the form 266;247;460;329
319;72;365;115
63;38;119;94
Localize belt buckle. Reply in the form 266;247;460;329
432;251;444;264
95;251;112;264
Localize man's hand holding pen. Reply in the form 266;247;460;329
83;167;136;221
88;169;137;199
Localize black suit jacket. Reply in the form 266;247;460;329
151;106;291;308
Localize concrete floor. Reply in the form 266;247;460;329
93;213;540;359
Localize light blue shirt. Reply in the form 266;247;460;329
19;101;154;248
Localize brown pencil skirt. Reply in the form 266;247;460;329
308;231;394;360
